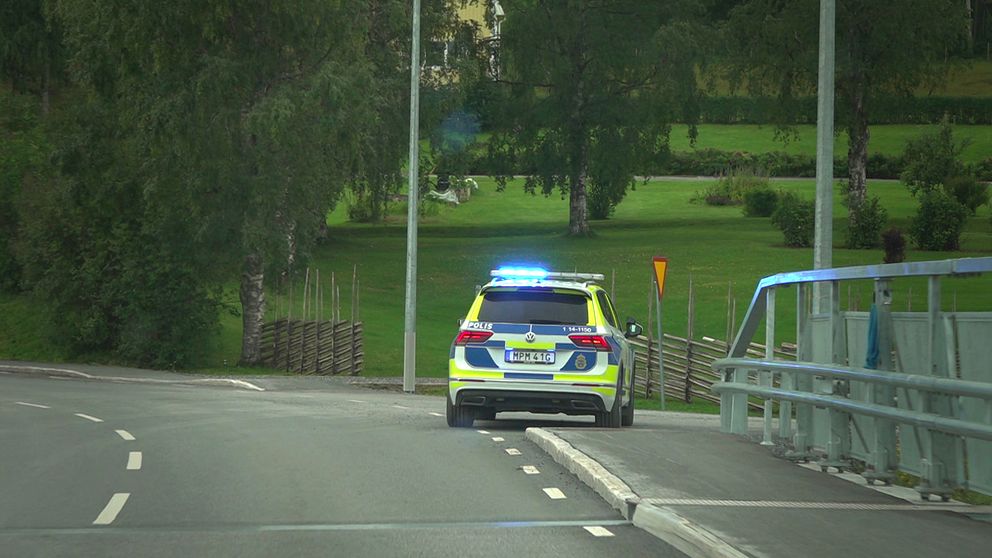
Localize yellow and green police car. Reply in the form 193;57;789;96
446;267;643;428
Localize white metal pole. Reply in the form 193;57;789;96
813;0;836;313
655;281;665;410
403;0;422;394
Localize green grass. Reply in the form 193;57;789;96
668;124;992;163
3;177;990;376
933;59;992;97
260;177;991;377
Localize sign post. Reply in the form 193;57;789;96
651;257;669;410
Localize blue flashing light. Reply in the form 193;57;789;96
491;266;549;280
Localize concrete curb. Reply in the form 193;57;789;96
525;427;639;519
0;364;266;392
526;427;749;558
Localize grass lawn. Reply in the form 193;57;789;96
230;177;990;377
3;177;989;375
668;123;992;163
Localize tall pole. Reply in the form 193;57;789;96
403;0;422;394
813;0;836;314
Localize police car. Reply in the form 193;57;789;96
446;267;643;428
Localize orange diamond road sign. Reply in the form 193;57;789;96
652;257;669;300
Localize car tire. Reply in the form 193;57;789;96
621;399;634;426
597;375;623;429
446;394;475;428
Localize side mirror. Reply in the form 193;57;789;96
624;317;643;338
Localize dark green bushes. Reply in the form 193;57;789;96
771;192;815;247
845;196;888;249
909;189;970;251
743;188;779;217
696;96;992;125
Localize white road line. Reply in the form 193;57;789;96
115;430;135;441
126;451;142;471
583;526;614;537
505;448;522;456
391;404;409;410
476;430;490;435
0;370;10;374
543;488;567;500
93;493;130;525
75;413;103;423
15;401;50;409
492;437;505;442
429;412;444;417
521;465;540;475
347;400;365;404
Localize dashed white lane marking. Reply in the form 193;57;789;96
492;437;505;442
15;401;50;409
476;430;490;435
93;493;130;525
392;404;409;410
115;430;135;441
583;526;614;537
347;400;365;404
521;465;540;475
505;448;522;456
543;488;567;500
0;370;10;374
126;451;142;471
75;413;103;423
429;412;444;417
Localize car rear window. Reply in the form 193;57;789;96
477;289;589;325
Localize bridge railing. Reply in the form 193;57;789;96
711;257;992;500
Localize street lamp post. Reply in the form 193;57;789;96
403;0;422;394
814;0;836;313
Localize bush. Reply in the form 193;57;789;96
900;120;967;196
743;188;778;217
771;192;815;247
845;196;888;249
695;166;769;206
882;228;906;264
695;96;992;125
945;174;989;215
909;189;970;251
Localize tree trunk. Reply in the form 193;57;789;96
568;165;590;236
846;89;870;210
239;252;266;366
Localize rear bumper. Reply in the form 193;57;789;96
453;385;611;415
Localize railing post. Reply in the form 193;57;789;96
822;280;852;471
919;275;959;500
761;287;776;445
865;278;897;485
790;283;813;459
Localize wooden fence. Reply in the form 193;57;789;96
259;318;364;375
629;334;795;411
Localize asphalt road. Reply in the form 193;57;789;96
0;373;680;557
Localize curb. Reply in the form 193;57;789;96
0;364;266;392
525;427;748;558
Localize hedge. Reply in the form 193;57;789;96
697;96;992;125
463;150;992;181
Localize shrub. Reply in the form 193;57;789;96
743;188;778;217
900;120;967;196
909;189;970;251
882;228;906;264
845;196;888;249
771;192;815;247
695;166;769;206
944;174;989;215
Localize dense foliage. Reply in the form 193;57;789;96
910;189;970;251
771;192;816;248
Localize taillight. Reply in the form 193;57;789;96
455;330;493;345
569;334;612;351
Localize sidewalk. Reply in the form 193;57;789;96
528;412;991;558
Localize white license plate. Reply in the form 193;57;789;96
504;350;555;365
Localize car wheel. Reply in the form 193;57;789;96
598;376;623;429
621;397;634;427
446;394;475;428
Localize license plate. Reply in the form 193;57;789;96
504;350;555;365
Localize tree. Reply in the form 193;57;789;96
720;0;969;244
481;0;704;235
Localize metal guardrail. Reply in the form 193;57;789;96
711;257;992;500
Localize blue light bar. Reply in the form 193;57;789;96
491;266;549;279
